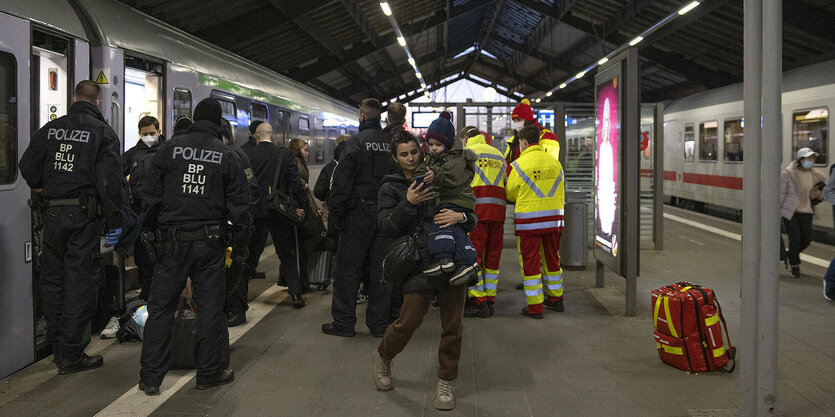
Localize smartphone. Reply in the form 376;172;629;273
413;174;430;191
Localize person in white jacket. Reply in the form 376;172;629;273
780;147;826;277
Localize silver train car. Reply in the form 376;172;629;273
663;59;835;234
0;0;358;379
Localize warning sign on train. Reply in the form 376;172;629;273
93;68;110;86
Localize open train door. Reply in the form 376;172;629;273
0;11;34;379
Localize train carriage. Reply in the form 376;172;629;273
0;0;358;380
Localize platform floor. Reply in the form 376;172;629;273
1;206;833;417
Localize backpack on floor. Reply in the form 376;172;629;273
651;281;736;373
116;299;148;342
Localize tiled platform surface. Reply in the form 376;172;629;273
1;205;833;417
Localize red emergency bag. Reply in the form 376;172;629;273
651;281;735;373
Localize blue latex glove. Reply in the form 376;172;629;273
105;228;122;246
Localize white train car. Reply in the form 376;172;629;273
0;0;358;379
663;60;835;234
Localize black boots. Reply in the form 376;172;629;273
196;369;235;390
291;293;306;309
226;311;246;327
58;353;103;375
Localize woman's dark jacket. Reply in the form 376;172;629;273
314;141;347;202
376;172;477;294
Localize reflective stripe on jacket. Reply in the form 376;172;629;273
506;144;565;236
466;134;507;223
504;127;560;175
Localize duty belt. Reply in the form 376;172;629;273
46;197;83;207
159;225;225;242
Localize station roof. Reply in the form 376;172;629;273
119;0;835;105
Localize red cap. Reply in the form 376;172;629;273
511;99;534;121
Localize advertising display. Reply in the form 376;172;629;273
411;111;445;128
594;63;623;275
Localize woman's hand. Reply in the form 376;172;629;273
811;188;822;200
434;209;466;228
406;181;434;205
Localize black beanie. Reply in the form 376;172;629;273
249;120;265;135
193;98;223;127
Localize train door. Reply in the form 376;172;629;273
0;11;33;380
274;110;290;146
124;55;163;148
165;63;195;136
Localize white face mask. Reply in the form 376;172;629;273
512;120;526;132
140;135;158;147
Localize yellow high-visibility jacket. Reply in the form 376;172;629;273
506;144;565;236
504;128;560;174
466;134;506;223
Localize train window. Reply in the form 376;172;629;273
792;108;828;165
723;118;744;162
0;52;17;185
699;121;718;162
173;88;191;122
211;91;237;121
299;116;310;134
250;102;268;122
275;110;290;145
684;123;695;162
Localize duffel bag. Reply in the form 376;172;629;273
651;281;735;373
170;297;231;370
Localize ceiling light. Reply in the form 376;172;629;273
546;91;553;97
408;58;416;66
678;1;700;15
380;2;392;16
415;72;422;79
629;36;643;46
598;57;609;65
559;83;567;89
575;71;586;79
397;37;406;47
382;101;388;106
482;86;497;102
421;83;427;88
535;98;542;103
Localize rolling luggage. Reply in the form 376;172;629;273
651;281;735;373
306;250;332;290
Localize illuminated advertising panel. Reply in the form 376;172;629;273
594;63;623;274
412;112;444;128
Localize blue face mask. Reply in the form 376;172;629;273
801;160;814;169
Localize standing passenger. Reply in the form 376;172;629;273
19;80;123;374
780;147;826;277
241;120;267;280
504;99;560;172
460;127;507;318
323;98;395;337
138;99;251;394
242;122;308;307
123;115;165;301
506;126;566;319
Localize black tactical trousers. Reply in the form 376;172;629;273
331;205;390;332
134;239;155;301
40;206;101;364
225;259;248;314
140;240;226;386
247;216;303;295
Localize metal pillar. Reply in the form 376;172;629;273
653;104;664;250
759;0;781;413
455;103;465;137
553;103;567;171
623;47;639;317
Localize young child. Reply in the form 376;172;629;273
419;111;479;286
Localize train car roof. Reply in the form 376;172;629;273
666;59;835;114
0;0;88;41
73;0;356;118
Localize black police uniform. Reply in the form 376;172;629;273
19;100;123;368
326;117;395;335
243;141;306;295
225;146;260;315
139;119;251;388
123;135;166;300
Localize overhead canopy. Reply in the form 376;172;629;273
119;0;835;105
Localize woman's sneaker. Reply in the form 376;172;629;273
372;350;393;391
824;279;834;301
434;379;456;410
448;263;478;286
100;316;120;339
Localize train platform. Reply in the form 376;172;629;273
1;205;833;417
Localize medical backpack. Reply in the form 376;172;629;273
651;281;735;373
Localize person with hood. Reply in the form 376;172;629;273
780;147;827;277
138;98;251;395
371;129;476;410
19;80;123;374
503;99;560;174
123;115;166;301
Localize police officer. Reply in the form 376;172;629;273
323;98;395;337
19;80;123;374
123;115;166;301
138;98;251;395
220;117;260;327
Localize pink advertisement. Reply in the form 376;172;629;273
595;76;620;258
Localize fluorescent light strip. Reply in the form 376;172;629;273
678;1;700;15
397;36;406;46
598;57;609;65
629;36;643;46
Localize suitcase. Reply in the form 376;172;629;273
306;250;332;290
651;281;735;373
